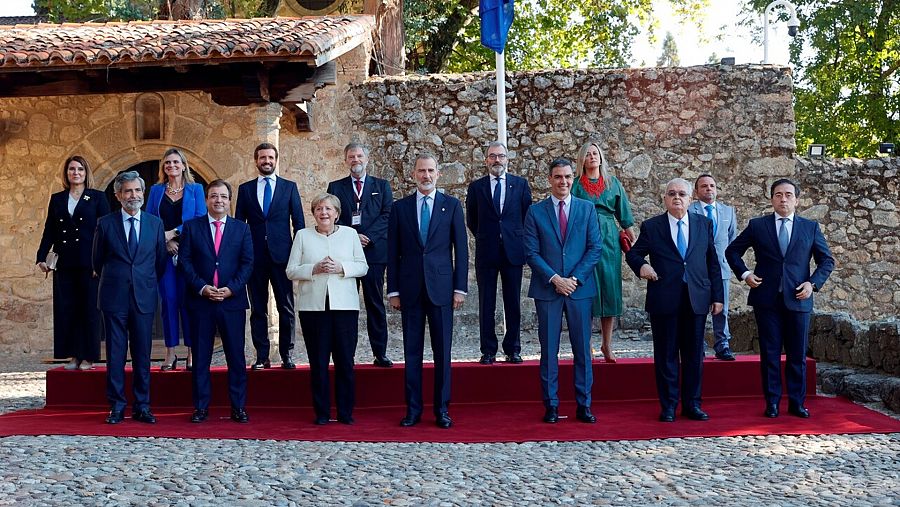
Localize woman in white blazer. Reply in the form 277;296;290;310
286;192;368;425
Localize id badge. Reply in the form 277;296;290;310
351;211;362;226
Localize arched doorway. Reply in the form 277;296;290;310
102;159;211;347
103;160;211;212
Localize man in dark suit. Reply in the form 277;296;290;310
466;141;532;365
387;153;468;429
688;174;738;361
234;142;305;370
326;142;394;367
725;178;834;418
179;180;254;424
92;171;167;424
524;158;602;424
626;178;724;423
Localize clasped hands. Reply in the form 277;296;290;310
312;256;343;275
551;275;579;297
202;285;233;302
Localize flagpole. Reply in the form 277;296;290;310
495;50;507;147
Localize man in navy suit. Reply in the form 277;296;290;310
235;143;305;370
92;171;167;424
726;178;834;419
466;141;532;365
688;174;738;361
179;180;254;424
327;142;394;367
387;153;468;429
627;178;724;423
524;158;602;424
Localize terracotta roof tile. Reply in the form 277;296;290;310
0;16;373;69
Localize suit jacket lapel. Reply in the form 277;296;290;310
544;198;563;245
765;213;781;255
686;216;701;258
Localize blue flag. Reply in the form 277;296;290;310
480;0;515;54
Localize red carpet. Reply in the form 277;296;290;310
0;356;896;442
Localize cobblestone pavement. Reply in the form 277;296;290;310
1;332;898;506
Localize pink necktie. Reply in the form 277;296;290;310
213;220;222;287
558;200;567;241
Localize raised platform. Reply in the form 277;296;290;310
46;355;816;409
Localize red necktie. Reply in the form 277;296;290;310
558;200;567;241
212;220;222;286
354;178;362;195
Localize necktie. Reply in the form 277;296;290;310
778;217;790;256
676;220;687;259
127;217;138;257
262;177;272;216
212;220;223;287
492;177;502;215
558;200;568;241
705;204;717;237
354;178;362;195
420;196;431;244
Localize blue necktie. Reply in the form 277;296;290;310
420;196;431;244
778;217;790;256
127;217;138;257
492;177;502;215
676;220;687;259
705;204;717;237
262;177;272;216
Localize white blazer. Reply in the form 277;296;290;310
285;225;368;311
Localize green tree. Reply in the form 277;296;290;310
32;0;277;22
656;31;681;66
405;0;709;73
749;0;899;157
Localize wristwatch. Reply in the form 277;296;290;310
572;276;583;287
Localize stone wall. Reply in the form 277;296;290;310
2;63;898;358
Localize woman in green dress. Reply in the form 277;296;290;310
572;141;636;363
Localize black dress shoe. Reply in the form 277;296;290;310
576;405;597;423
505;353;524;364
190;409;208;423
543;406;559;424
373;357;394;368
435;412;452;429
338;416;355;425
479;354;495;365
659;409;676;422
400;413;421;427
105;409;124;424
715;349;736;361
281;357;296;370
764;403;780;418
231;408;249;423
314;416;329;425
132;409;157;424
683;407;710;421
251;360;271;370
788;404;810;418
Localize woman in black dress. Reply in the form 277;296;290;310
36;155;110;370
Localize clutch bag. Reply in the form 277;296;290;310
45;251;59;271
619;231;632;253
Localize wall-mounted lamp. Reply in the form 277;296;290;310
808;144;826;159
878;142;895;155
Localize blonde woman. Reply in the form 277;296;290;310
146;148;207;371
572;141;637;363
286;193;368;425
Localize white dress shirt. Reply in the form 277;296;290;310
256;175;277;210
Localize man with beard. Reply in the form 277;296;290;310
466;141;532;365
387;153;468;429
235;143;305;370
179;179;254;424
92;171;167;424
326;143;394;367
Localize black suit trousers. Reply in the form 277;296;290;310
475;246;523;356
358;263;389;358
247;258;296;360
753;296;810;406
298;308;359;420
191;304;248;411
103;296;153;413
648;284;706;412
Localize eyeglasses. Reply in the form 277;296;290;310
666;191;689;198
487;154;508;160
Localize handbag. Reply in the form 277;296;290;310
619;231;632;253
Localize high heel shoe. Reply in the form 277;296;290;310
599;345;617;364
161;355;178;371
